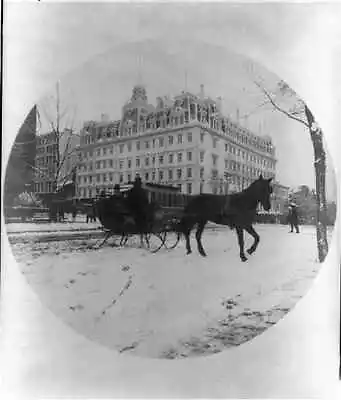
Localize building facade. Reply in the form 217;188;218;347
34;129;80;196
76;84;277;199
34;131;59;194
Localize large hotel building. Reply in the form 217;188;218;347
76;84;277;198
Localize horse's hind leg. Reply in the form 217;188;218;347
180;216;195;255
196;220;207;257
245;225;260;255
119;234;125;246
97;231;111;248
236;227;247;262
139;233;145;248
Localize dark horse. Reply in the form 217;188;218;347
180;175;273;262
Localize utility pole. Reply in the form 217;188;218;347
54;81;61;192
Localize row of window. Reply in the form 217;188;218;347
78;163;275;188
78;167;194;186
79;133;273;166
78;152;275;177
78;151;194;173
200;124;273;155
80;132;193;159
77;166;272;189
223;159;273;178
36;155;57;167
197;149;275;170
34;181;53;193
36;144;58;154
223;143;275;168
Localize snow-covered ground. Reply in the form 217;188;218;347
9;224;333;359
6;218;101;234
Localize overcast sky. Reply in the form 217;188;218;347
7;2;338;200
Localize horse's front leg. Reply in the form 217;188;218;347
196;220;207;257
184;228;192;255
180;216;193;255
245;225;260;255
139;233;145;248
236;227;247;262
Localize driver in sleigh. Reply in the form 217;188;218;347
126;175;150;232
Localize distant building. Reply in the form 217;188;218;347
271;181;290;219
76;84;277;199
34;129;80;196
34;131;58;194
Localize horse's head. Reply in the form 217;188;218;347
254;174;273;211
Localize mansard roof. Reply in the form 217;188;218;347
174;91;199;100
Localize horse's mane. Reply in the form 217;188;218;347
228;180;262;209
230;180;258;198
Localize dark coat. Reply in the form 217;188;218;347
288;206;299;224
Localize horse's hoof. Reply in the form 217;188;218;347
240;255;248;262
199;251;207;257
186;251;192;255
247;248;254;255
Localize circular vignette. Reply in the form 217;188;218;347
4;40;337;359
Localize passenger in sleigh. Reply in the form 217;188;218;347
126;176;150;232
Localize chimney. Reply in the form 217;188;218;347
200;84;205;99
101;113;109;122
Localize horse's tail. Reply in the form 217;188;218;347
177;212;197;236
174;214;186;236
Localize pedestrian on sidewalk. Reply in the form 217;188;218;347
288;202;300;233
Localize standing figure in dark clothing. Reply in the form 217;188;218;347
114;184;121;197
288;203;300;233
126;176;150;233
72;207;77;222
86;202;97;223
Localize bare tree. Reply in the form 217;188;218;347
38;81;80;194
250;77;329;262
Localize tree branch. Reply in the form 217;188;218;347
239;99;273;119
253;80;309;127
40;103;57;133
23;160;52;182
